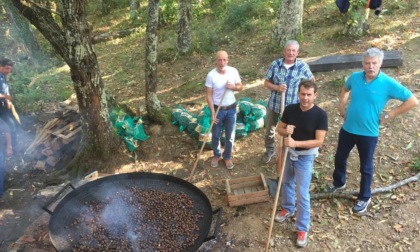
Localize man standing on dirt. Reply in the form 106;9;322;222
0;58;17;149
262;40;315;164
326;48;418;214
275;80;328;248
205;50;243;170
0;118;13;203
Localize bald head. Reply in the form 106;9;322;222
215;50;229;73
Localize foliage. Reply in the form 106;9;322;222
410;157;420;172
223;0;267;32
12;62;73;113
159;0;179;26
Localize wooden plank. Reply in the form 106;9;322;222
225;179;232;194
229;196;269;207
50;137;63;151
51;122;80;136
302;50;403;72
58;127;82;144
41;147;54;157
260;173;268;190
228;190;268;201
46;156;60;167
228;175;261;185
230;181;261;190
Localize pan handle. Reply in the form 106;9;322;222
204;207;223;242
41;183;76;215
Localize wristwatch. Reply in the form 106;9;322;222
384;113;389;120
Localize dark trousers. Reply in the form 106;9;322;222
334;128;378;201
0;108;16;147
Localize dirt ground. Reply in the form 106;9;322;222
1;10;420;252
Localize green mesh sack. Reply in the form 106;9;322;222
198;132;212;150
248;117;265;132
178;111;195;132
133;117;149;142
186;118;198;134
123;136;138;152
171;106;186;125
190;124;201;139
242;115;256;123
235;122;248;139
251;103;266;119
238;100;254;116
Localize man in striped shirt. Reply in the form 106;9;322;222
262;40;315;163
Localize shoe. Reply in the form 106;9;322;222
296;231;308;248
261;151;276;164
274;209;294;223
225;160;234;170
326;183;346;193
353;198;371;214
211;157;219;168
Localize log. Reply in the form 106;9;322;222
303;50;403;72
311;173;420;200
92;28;139;44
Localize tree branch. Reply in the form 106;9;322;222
311;173;420;200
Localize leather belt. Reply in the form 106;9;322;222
214;103;236;110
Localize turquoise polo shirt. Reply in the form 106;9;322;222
343;71;413;137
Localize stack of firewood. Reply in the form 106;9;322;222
25;95;81;170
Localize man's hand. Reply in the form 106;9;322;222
278;84;287;92
284;137;296;148
211;114;219;125
226;82;236;90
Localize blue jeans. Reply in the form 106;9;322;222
211;107;236;160
0;150;5;198
334;128;378;200
280;153;315;232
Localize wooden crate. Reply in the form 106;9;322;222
225;173;269;207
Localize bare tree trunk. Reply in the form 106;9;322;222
145;0;162;122
177;0;192;54
272;0;304;48
130;0;140;21
12;0;119;171
343;4;369;36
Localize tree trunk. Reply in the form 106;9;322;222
130;0;140;21
343;4;369;36
272;0;304;48
11;0;119;171
145;0;162;122
177;0;192;55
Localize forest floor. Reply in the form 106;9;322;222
1;3;420;252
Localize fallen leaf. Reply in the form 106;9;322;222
393;223;404;233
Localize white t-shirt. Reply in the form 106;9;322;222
205;66;241;106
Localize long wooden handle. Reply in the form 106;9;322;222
276;92;286;175
188;88;229;182
265;134;289;252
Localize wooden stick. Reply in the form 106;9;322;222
311;172;420;200
188;88;228;182
265;135;289;252
276;92;286;175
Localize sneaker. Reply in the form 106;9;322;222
325;183;346;193
274;209;294;223
296;231;308;248
211;157;220;168
353;198;371;214
225;160;234;170
261;151;276;164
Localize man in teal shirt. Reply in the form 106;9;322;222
327;48;418;214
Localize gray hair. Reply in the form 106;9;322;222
284;40;300;50
363;48;384;63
